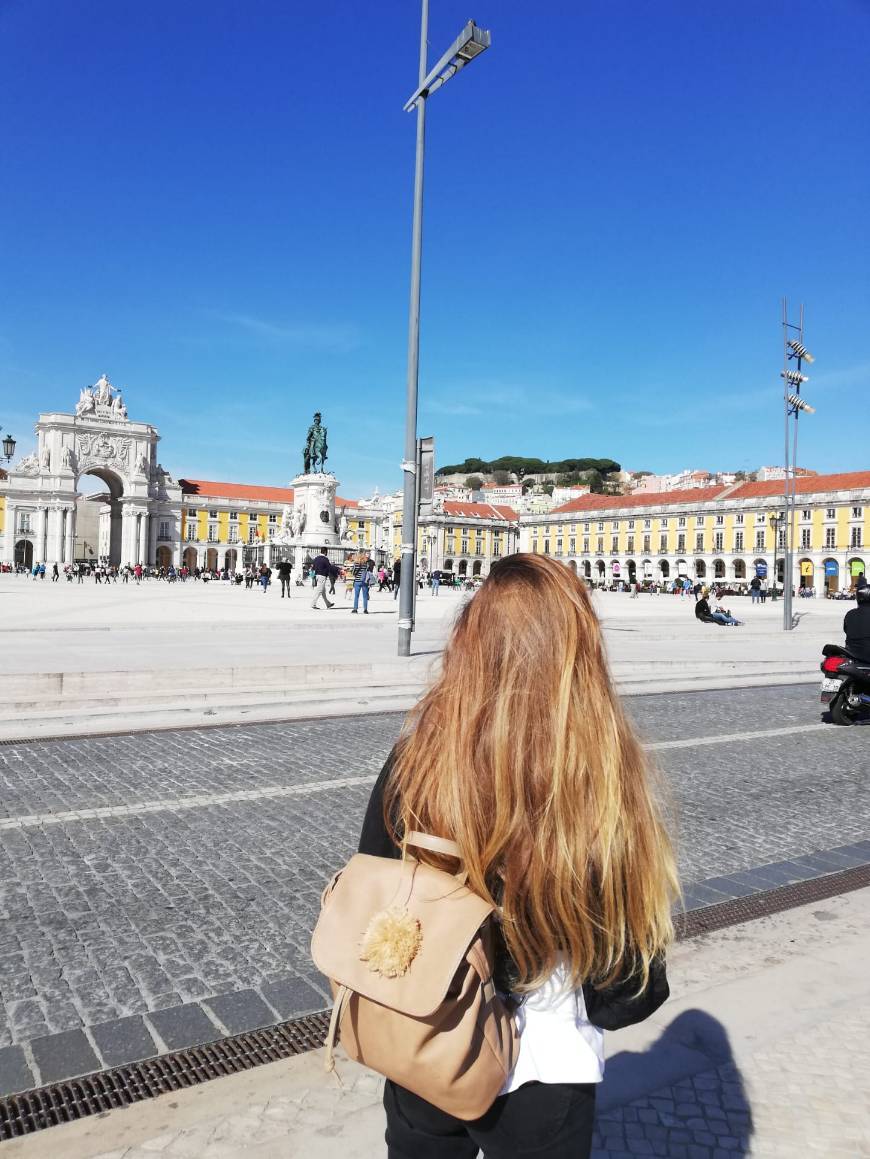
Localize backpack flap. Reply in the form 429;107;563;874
312;853;494;1018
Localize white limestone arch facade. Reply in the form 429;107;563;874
1;375;182;568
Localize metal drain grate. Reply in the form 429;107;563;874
0;864;867;1141
676;862;870;940
0;1010;330;1141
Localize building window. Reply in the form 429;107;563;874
624;535;633;553
461;538;469;553
734;531;744;551
695;533;704;552
643;535;651;553
644;519;651;529
659;535;668;553
852;528;863;548
676;534;686;553
660;518;668;528
158;520;170;541
611;536;619;553
714;532;724;552
826;527;836;549
247;528;258;544
853;507;863;519
801;528;812;549
756;512;767;524
208;523;219;542
556;538;563;555
583;522;589;532
611;521;619;531
582;537;589;553
802;509;811;521
543;539;550;555
678;517;686;528
778;530;786;549
229;512;238;521
597;537;604;553
569;537;576;553
185;525;197;542
755;531;765;551
696;515;705;526
826;508;836;519
269;513;277;523
627;520;635;530
227;529;239;544
597;522;605;532
209;510;217;519
17;513;32;533
716;515;724;525
735;514;744;524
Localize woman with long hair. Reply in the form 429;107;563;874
359;553;678;1158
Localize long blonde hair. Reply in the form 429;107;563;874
385;553;678;992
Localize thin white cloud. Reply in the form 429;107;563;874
810;361;870;390
207;311;362;351
424;381;593;418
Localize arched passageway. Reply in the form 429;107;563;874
458;559;468;576
224;548;238;572
156;545;172;570
15;540;33;569
206;547;218;572
183;547;198;571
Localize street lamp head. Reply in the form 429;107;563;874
455;22;491;62
787;339;815;364
403;20;492;111
1;432;15;462
781;369;808;387
787;393;815;414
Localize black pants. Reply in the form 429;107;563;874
280;578;291;597
384;1080;595;1159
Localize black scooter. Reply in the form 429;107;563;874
820;644;870;725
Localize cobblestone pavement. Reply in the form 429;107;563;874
6;889;868;1159
0;685;867;1092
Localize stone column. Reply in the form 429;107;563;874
35;507;47;563
45;507;63;564
148;514;158;567
64;507;75;564
1;503;16;564
138;513;148;564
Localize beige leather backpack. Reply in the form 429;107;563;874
311;831;519;1120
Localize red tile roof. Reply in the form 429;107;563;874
727;470;870;499
180;479;357;507
552;485;727;514
443;501;518;520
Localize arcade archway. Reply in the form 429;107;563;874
14;540;33;569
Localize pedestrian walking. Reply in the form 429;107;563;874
350;552;373;614
353;554;675;1156
392;557;401;600
431;568;441;596
258;563;272;593
276;558;293;598
51;562;59;582
750;575;761;604
310;548;334;609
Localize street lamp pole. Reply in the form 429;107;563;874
397;10;492;657
397;0;429;657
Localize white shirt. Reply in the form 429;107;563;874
501;961;605;1093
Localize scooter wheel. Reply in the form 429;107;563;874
830;693;856;726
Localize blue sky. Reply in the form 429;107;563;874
1;0;868;496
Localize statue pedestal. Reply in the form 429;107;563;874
290;473;339;549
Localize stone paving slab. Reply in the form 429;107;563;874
3;888;867;1158
0;686;867;1093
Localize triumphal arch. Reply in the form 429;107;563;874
1;374;182;568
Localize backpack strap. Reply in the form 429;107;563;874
405;831;462;859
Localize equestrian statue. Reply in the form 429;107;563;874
303;412;328;473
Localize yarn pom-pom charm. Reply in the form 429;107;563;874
359;906;423;978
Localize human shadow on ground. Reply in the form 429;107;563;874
592;1009;753;1156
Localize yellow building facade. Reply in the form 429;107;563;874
520;471;870;593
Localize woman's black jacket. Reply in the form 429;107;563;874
358;759;669;1032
